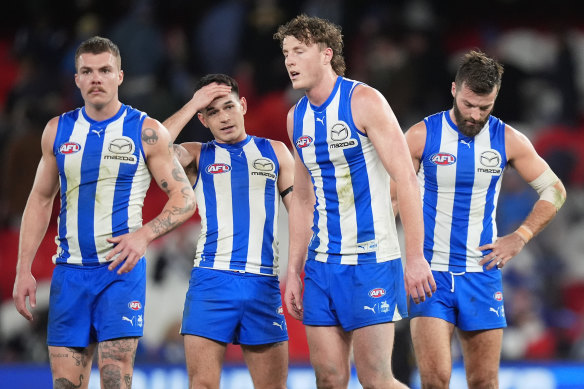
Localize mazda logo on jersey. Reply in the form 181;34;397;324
59;142;81;154
330;123;349;141
109;137;134;154
479;150;501;167
329;121;357;149
253;158;274;172
430;153;456;165
206;163;231;174
296;135;313;149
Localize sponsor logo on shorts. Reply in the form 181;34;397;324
137;315;143;328
122;316;134;325
430;152;456;166
272;321;284;331
493;291;503;301
369;288;386;298
206;163;231;174
128;301;142;310
59;142;81;155
363;305;376;314
380;301;390;314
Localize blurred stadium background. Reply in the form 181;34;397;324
1;0;584;388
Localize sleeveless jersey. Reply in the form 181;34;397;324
53;104;151;265
418;111;507;272
292;76;401;265
194;136;281;276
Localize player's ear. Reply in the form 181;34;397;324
240;97;247;115
197;112;209;128
451;82;457;97
118;69;124;86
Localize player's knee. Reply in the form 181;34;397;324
420;369;450;389
100;364;127;389
466;370;498;389
356;364;395;389
313;363;350;388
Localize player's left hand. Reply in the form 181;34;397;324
106;230;149;274
478;232;526;270
405;255;436;304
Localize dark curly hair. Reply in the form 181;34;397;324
273;14;346;76
195;74;239;97
455;50;504;95
75;36;121;70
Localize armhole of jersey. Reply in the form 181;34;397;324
53;114;65;156
292;99;305;145
420;115;436;162
268;139;280;177
137;114;148;163
193;143;205;188
346;81;366;137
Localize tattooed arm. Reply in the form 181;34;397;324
106;118;196;274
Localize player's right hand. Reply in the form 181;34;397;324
13;272;37;322
284;273;304;320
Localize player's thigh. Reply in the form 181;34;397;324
410;317;455;378
458;328;502;385
241;341;288;389
184;334;227;388
49;344;96;389
305;325;352;382
352;322;398;381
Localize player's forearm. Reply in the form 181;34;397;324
17;197;54;274
287;198;313;275
163;99;199;143
396;178;425;259
144;187;196;241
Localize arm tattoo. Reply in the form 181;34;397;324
142;127;158;145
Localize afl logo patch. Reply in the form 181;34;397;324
296;135;313;149
430;152;456;165
369;288;386;298
128;301;142;310
59;142;81;155
493;291;503;301
206;163;231;174
277;306;284;315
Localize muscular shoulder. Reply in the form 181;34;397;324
41;116;61;152
141;117;172;155
351;84;392;133
505;124;535;162
404;121;428;159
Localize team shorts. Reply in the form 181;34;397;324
408;269;507;331
302;258;407;331
47;258;146;347
181;267;288;345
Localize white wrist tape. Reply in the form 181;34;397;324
528;168;565;211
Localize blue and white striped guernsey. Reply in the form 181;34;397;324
53;104;152;265
194;136;281;276
292;76;401;265
419;111;508;272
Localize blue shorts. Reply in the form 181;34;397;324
47;259;146;347
181;267;288;345
303;259;407;331
408;270;507;331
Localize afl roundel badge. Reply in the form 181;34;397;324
59;142;81;154
430;152;456;166
296;135;313;149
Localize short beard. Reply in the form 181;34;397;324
452;98;490;138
